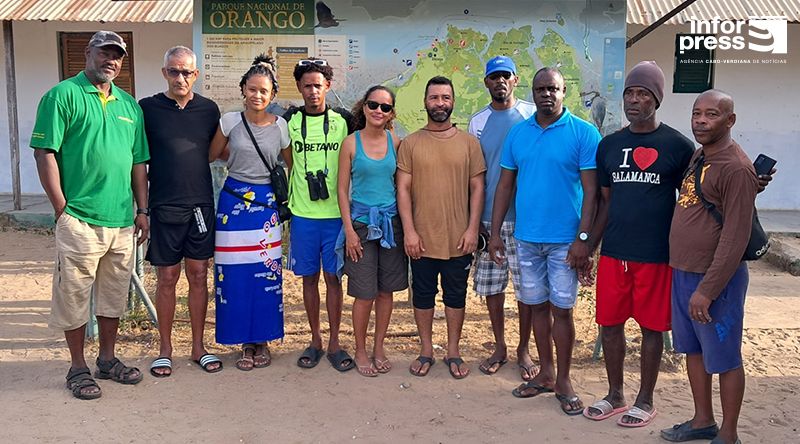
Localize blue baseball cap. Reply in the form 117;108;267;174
485;56;516;77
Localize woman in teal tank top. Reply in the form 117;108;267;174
337;86;408;377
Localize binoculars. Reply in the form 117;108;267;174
305;170;330;201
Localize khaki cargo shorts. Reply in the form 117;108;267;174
49;213;134;331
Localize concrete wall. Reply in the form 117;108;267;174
627;23;800;210
0;20;191;194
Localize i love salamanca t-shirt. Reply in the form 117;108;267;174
596;123;695;263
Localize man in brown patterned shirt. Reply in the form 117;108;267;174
662;90;757;444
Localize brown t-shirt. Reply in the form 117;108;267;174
397;128;486;260
669;140;757;299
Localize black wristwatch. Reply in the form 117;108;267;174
136;208;150;216
578;231;590;242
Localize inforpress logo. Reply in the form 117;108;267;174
679;16;788;54
749;17;787;53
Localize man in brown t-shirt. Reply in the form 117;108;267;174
397;76;486;379
662;90;757;444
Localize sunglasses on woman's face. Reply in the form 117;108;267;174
365;100;393;113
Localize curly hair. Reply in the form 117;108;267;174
351;85;396;131
239;54;278;96
292;57;334;82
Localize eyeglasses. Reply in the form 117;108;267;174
487;71;513;81
297;59;328;67
365;100;393;113
166;68;196;79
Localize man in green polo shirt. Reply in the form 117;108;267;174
31;31;150;400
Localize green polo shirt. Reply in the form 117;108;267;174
30;71;149;227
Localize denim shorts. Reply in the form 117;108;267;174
672;263;748;374
516;240;578;309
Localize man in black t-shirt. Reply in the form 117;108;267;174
584;62;694;427
140;46;222;377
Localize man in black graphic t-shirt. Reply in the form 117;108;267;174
140;46;222;377
584;61;693;427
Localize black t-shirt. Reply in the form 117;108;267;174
139;93;220;208
596;123;695;263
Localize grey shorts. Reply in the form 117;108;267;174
344;217;409;300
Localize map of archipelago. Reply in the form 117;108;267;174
315;0;628;135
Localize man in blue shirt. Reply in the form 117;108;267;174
489;67;600;415
467;56;536;378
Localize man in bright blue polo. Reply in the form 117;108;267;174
488;67;599;415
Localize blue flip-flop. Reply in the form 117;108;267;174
297;346;324;369
327;349;355;372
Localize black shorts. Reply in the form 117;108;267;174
146;205;215;266
410;254;473;309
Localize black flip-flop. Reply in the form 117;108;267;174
327;349;355;372
150;357;173;378
518;362;537;381
556;393;584;416
297;346;324;369
512;381;554;398
409;356;435;377
444;357;469;379
478;356;508;375
194;353;223;373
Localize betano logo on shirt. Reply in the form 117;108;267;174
293;140;340;153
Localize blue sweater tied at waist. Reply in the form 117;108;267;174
335;200;398;279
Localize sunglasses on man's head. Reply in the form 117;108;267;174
487;71;513;81
297;59;328;67
166;68;196;78
365;100;393;113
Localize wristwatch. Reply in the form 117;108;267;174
578;231;590;242
136;208;150;216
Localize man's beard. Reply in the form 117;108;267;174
426;106;453;123
87;66;117;83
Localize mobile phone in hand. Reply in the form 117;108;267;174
753;154;777;176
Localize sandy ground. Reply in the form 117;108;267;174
1;228;799;443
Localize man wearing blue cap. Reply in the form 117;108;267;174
468;56;536;378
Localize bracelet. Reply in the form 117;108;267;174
136;208;150;216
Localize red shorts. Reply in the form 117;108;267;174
596;256;672;332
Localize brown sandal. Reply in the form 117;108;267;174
236;344;256;371
253;344;271;368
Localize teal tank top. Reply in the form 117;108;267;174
350;130;397;222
